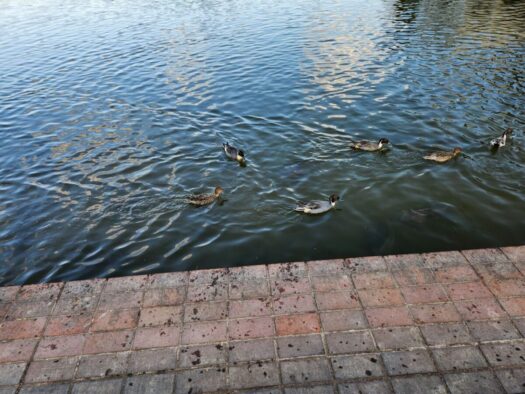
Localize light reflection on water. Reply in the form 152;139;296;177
0;0;524;285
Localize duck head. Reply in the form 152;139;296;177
329;194;340;206
236;150;245;162
453;147;462;156
504;128;513;136
214;186;224;197
378;138;390;148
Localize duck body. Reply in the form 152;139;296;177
223;142;245;163
490;128;512;149
350;138;389;152
187;186;224;206
295;194;339;215
423;147;462;163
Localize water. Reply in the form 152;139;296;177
0;0;524;285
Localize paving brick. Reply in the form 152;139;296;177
433;265;478;283
467;319;521;341
274;294;316;315
83;330;133;354
230;298;272;318
384;253;426;270
0;303;10;320
286;385;335;394
320;310;368;332
72;379;123;394
184;301;226;322
455;298;507;320
139;306;182;327
372;327;424;350
420;323;472;346
495;368;525;394
230;278;270;300
92;308;140;331
393;268;436;287
189;268;229;284
382;349;435;375
358;288;404;307
230;361;280;389
339;380;393;394
133;326;180;349
446;281;492;301
401;284;448;304
45;314;91;336
489;279;525;297
143;287;185;307
315;291;360;311
25;357;78;383
353;271;396;289
52;295;97;316
277;334;324;358
481;341;525;367
281;357;332;384
365;306;413;328
124;374;174;394
423;251;468;268
410;303;461;324
444;371;504;394
501;298;525;317
148;272;187;288
104;275;148;293
181;320;227;344
97;291;143;310
308;259;346;276
17;283;62;302
475;263;523;282
187;281;228;302
0;362;26;386
19;384;69;394
501;246;525;263
432;346;487;371
229;338;275;363
35;334;86;359
513;317;525;337
0;286;19;303
7;300;55;319
276;313;320;335
127;347;177;373
326;330;375;354
230;265;268;281
76;352;129;378
238;389;282;394
345;256;388;272
229;317;275;340
0;387;18;394
311;275;353;292
175;367;228;393
0;317;46;340
271;277;311;296
269;262;307;278
0;339;38;363
179;343;227;367
331;353;384;379
391;375;447;394
61;279;104;299
462;248;508;265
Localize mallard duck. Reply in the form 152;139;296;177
423;147;462;163
350;138;389;152
187;186;224;206
223;142;245;163
490;128;512;149
295;194;340;215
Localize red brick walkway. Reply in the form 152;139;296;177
1;247;525;393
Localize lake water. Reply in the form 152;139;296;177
1;0;524;285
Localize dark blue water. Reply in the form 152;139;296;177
1;0;524;285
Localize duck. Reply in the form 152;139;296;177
490;128;513;149
423;147;462;163
350;138;390;152
223;142;245;163
295;194;340;215
187;186;224;206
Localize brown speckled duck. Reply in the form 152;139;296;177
187;186;224;206
423;147;462;163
